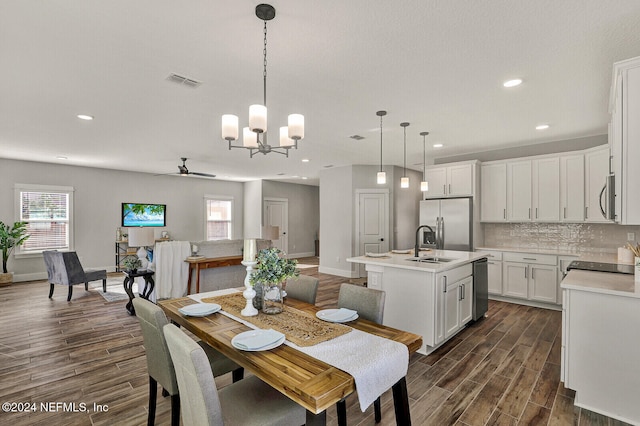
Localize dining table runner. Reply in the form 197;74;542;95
201;293;352;347
189;289;409;411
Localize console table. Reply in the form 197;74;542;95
123;269;155;315
185;255;244;294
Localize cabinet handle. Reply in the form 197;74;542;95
448;183;451;194
585;206;588;219
459;284;463;301
443;184;446;195
523;257;537;260
564;207;567;219
528;208;531;219
461;283;465;300
503;209;506;219
443;276;447;293
532;268;535;279
536;207;538;219
488;261;495;265
524;268;528;278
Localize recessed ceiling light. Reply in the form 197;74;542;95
301;159;310;163
55;156;68;160
77;114;94;120
503;79;523;88
433;143;444;148
536;124;550;130
301;177;308;180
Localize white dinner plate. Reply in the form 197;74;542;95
316;308;359;323
391;249;412;254
365;252;388;258
231;330;286;351
178;303;221;317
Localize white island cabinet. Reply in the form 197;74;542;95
347;250;486;355
561;270;640;424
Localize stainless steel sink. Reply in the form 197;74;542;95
405;256;455;263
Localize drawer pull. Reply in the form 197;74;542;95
523;257;537;261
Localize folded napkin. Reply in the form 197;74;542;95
234;329;284;350
322;308;357;322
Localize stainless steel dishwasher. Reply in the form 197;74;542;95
472;258;488;320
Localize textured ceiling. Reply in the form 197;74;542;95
2;0;640;185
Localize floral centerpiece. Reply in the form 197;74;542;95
122;255;142;273
250;248;298;313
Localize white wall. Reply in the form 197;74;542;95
0;158;244;281
319;165;423;277
262;180;319;258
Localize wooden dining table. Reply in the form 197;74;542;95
158;294;422;426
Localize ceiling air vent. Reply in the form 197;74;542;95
166;73;202;88
350;135;365;140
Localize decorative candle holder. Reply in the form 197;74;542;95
241;260;258;316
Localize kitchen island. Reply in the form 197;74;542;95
347;250;487;355
561;269;640;425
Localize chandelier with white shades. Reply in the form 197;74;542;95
221;4;304;157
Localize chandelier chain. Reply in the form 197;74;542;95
380;115;383;172
263;20;268;105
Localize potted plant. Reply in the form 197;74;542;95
122;256;142;274
0;221;30;286
250;247;298;314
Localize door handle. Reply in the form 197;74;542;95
380;238;384;241
599;184;607;218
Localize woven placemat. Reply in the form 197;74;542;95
202;293;351;347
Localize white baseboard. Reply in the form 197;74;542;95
288;252;315;259
317;266;358;278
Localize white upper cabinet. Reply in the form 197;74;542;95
584;146;612;223
560;154;585;221
424;162;475;198
532;157;560;221
610;56;640;224
424;167;447;197
507;160;532;221
480;163;507;222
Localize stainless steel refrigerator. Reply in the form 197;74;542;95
419;197;473;251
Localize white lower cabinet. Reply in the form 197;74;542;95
500;252;559;304
444;276;473;339
483;250;503;295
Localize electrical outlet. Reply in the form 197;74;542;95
628;232;636;241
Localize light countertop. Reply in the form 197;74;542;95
476;246;632;264
347;249;488;273
561;269;640;299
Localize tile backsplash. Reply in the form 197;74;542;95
483;223;640;253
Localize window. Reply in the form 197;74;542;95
205;197;232;240
14;184;74;255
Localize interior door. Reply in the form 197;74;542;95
264;199;288;253
357;191;389;276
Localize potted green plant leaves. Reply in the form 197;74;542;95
0;221;30;286
122;256;142;274
249;247;298;313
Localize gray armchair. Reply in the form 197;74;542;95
43;251;107;301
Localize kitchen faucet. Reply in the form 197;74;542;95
415;225;435;258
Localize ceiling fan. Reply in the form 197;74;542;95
161;157;216;178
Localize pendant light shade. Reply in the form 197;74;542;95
400;122;410;189
376;111;387;184
420;131;429;192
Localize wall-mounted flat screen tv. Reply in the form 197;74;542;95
122;203;166;227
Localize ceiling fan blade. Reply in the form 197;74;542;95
191;172;217;178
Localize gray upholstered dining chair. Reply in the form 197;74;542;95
132;298;244;426
43;250;107;301
285;275;319;304
336;283;386;424
163;323;307;426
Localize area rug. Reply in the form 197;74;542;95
90;277;138;302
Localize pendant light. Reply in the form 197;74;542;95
376;110;387;184
420;131;429;191
400;122;410;188
221;4;304;157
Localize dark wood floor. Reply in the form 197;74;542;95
0;258;625;425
